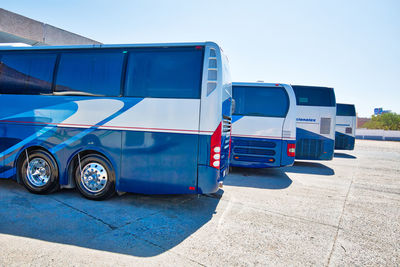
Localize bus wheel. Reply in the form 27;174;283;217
19;150;59;194
74;154;115;200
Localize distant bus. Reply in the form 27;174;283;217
0;42;232;200
335;103;356;150
230;83;296;168
292;85;336;160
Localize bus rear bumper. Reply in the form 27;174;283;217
197;165;221;194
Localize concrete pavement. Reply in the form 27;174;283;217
0;140;399;266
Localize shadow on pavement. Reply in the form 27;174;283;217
334;152;357;159
0;179;221;257
283;161;335;176
225;167;292;189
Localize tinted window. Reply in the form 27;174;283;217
55;51;124;96
233;86;289;117
292;85;335;107
125;47;203;98
0;53;56;94
337;104;356;116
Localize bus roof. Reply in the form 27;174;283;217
291;85;334;91
233;82;290;88
0;41;219;51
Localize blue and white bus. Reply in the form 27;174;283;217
292;85;336;160
0;42;232;200
230;83;297;168
335;103;356;150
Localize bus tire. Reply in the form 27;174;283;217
19;149;59;194
74;154;115;200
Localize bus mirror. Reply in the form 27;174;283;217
231;99;236;114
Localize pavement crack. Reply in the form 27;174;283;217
218;197;341;230
117;196;197;229
326;172;356;266
51;197;118;230
124;231;206;266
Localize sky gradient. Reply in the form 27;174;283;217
2;0;399;117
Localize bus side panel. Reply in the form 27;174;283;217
119;130;198;194
0;124;57;179
111;98;201;194
0;125;122;184
0;95;136;183
50;128;122;186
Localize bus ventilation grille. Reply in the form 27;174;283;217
320;118;331;134
296;138;324;159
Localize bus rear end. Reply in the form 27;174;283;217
335;103;356;150
230;83;296;168
197;43;232;193
292;85;336;160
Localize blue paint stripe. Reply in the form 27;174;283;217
50;98;143;154
1;98;143;179
0;168;16;179
0;126;55;159
232;115;244;123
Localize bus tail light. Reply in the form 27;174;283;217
287;143;296;157
210;122;222;169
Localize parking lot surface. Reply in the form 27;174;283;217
0;140;399;266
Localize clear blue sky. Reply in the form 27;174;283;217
3;0;399;117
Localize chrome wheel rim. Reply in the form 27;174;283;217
81;162;108;193
27;158;51;187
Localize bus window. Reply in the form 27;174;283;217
124;47;203;99
233;86;289;118
55;51;124;96
337;104;356;116
0;53;56;95
292;86;335;107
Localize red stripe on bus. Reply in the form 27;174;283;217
0;120;214;134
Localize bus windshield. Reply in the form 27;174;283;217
233;86;289;118
292;85;335;107
337;104;356;116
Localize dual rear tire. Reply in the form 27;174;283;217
74;154;115;200
19;150;115;200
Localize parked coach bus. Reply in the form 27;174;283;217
335;103;356;150
0;42;233;200
230;83;297;168
292;85;336;160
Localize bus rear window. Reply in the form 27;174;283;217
292;85;335;107
233;86;289;118
0;53;56;95
337;104;356;116
124;47;203;99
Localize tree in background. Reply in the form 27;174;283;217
363;112;400;130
